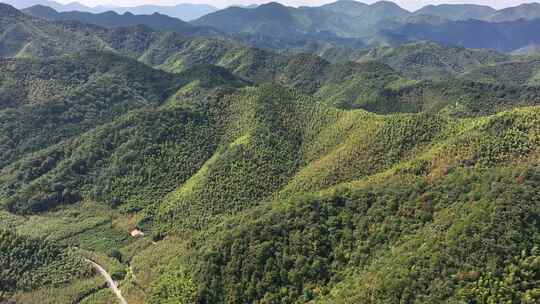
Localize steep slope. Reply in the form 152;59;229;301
23;5;220;36
149;98;540;303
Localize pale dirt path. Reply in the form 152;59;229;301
85;258;128;304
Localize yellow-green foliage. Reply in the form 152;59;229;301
1;15;540;303
457;248;540;304
148;105;540;303
183;164;540;304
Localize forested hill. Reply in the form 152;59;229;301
0;3;539;304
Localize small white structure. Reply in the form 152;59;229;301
130;228;144;238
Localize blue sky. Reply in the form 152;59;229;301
57;0;537;10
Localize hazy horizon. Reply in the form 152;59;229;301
54;0;539;10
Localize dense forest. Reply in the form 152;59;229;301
0;2;539;304
0;229;92;297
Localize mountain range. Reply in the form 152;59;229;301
2;0;218;20
0;2;539;304
7;0;540;22
22;5;220;36
20;0;540;53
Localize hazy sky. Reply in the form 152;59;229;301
56;0;538;10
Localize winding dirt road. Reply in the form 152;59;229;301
85;258;128;304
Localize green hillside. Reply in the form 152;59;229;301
351;42;510;80
0;52;245;215
0;4;539;304
0;51;186;170
149;103;540;304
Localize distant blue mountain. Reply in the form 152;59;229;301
3;0;218;21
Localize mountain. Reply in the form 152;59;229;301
414;4;496;20
412;3;540;22
100;3;218;21
460;57;540;86
1;4;540;304
362;0;411;20
23;5;220;36
0;3;111;58
388;17;540;53
315;41;511;80
0;4;221;60
319;0;410;18
2;0;93;12
487;2;540;22
192;2;314;38
190;1;540;53
2;0;217;21
192;1;409;39
352;41;511;80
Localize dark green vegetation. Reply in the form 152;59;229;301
0;229;92;296
0;3;539;304
0;51;244;215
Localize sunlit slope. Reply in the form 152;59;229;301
156;106;540;304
